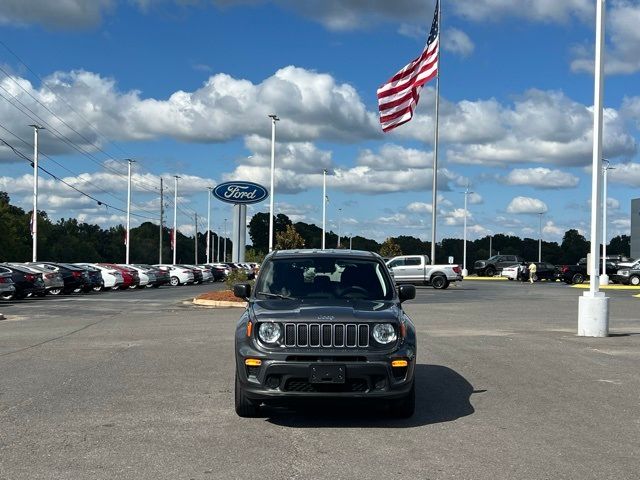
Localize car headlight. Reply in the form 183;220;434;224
619;270;630;276
373;323;397;344
258;322;282;343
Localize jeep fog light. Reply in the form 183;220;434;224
373;323;397;344
258;322;282;343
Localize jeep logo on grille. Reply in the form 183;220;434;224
317;315;335;321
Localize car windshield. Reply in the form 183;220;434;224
254;257;394;301
487;255;501;261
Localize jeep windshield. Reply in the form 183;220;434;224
255;257;394;301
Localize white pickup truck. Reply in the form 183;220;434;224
386;255;463;289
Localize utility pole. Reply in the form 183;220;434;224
125;159;135;264
173;176;180;265
217;227;221;262
489;235;492;257
30;124;44;262
322;169;327;250
194;213;198;264
159;178;164;264
268;114;279;252
349;235;353;250
206;187;213;264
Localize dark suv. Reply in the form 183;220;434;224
233;249;417;418
474;255;524;277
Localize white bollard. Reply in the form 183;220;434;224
578;292;609;337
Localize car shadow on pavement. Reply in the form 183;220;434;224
263;364;477;428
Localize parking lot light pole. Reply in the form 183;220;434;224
125;159;135;264
322;169;327;250
173;176;179;265
578;0;608;337
337;208;342;248
206;187;213;264
538;212;544;263
600;160;614;285
268;114;279;252
223;218;228;262
462;186;473;277
30;124;44;262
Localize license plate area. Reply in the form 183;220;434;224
309;365;345;384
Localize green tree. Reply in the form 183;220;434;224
560;229;589;264
275;224;305;250
608;235;630;257
379;238;402;258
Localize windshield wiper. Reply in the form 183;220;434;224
257;291;297;300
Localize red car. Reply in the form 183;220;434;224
99;263;140;290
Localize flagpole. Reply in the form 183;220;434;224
430;0;441;266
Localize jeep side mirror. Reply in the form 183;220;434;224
234;283;251;299
398;284;416;302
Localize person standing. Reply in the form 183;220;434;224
529;262;537;283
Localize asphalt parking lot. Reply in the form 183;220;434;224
1;281;639;480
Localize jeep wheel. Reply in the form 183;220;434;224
630;275;640;286
390;380;415;418
571;273;585;284
431;275;449;289
485;266;496;277
235;371;259;417
48;287;63;296
170;276;180;286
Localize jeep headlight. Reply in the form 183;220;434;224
258;323;282;343
373;323;397;344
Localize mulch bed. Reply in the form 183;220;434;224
196;289;245;303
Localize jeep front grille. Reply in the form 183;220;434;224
283;323;369;348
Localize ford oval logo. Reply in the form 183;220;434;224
213;181;269;205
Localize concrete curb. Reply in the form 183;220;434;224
571;284;640;291
193;298;247;308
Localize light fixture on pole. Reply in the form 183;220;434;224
125;159;136;264
538;212;544;263
172;176;180;265
578;0;609;337
600;160;615;285
29;124;44;262
206;187;213;264
268;114;279;252
322;169;327;250
462;185;473;277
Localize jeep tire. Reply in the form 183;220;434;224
235;371;260;417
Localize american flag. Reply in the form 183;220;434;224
377;0;439;132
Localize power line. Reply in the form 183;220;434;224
0;122;159;219
0;137;159;221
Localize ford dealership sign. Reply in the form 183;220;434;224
213;181;269;205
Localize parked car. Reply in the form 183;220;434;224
71;264;103;292
154;264;195;286
474;255;524;277
29;262;87;294
524;262;558;282
233;249;417;418
557;258;618;285
611;266;640;286
99;263;140;289
386;254;462;289
132;264;170;288
206;263;228;281
0;263;46;299
500;264;524;281
75;263;124;291
9;263;64;295
118;264;152;288
189;264;213;283
0;272;16;299
178;264;203;284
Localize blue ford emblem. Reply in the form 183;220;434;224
213;181;269;205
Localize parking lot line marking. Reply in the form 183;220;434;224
463;276;507;281
571;284;640;291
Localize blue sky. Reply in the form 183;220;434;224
1;0;639;245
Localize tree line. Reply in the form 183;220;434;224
1;192;631;266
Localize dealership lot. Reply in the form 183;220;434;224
1;281;639;480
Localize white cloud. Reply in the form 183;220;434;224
571;1;640;75
468;192;483;205
444;208;471;226
406;202;432;214
607;197;620;210
506;196;548;214
608;163;640;187
542;220;565;237
0;0;112;29
500;167;580;188
444;28;475;57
